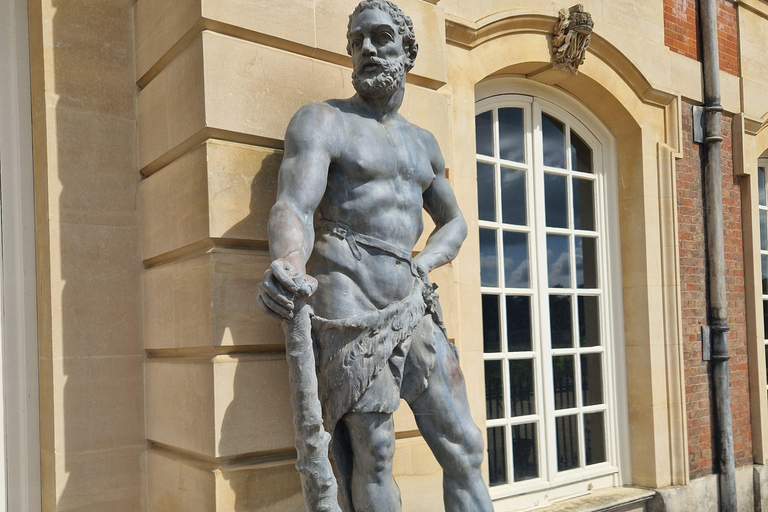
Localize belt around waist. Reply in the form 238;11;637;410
316;220;414;265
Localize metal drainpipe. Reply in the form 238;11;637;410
699;0;737;509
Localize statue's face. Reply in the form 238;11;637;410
348;8;407;98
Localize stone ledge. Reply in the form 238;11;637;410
537;487;655;512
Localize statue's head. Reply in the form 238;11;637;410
346;0;418;98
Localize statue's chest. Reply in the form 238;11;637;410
337;123;433;187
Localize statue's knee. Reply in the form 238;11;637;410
366;427;396;474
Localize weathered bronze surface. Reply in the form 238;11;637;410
258;2;493;510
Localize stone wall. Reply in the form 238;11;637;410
27;0;145;510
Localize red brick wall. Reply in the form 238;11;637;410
678;103;752;479
663;0;739;75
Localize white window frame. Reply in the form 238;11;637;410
475;77;628;510
759;157;768;402
0;0;41;510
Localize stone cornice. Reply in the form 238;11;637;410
445;13;677;108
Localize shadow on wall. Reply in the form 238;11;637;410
217;150;306;511
52;0;145;511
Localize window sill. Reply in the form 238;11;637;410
522;487;655;512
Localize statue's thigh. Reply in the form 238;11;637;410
407;331;477;447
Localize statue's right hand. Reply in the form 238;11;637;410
257;259;318;321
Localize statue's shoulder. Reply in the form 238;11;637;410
290;101;342;125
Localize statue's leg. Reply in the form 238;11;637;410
342;411;402;512
407;325;493;512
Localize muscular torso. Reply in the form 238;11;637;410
307;99;436;319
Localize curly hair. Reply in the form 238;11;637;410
346;0;418;71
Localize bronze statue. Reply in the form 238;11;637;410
258;2;493;510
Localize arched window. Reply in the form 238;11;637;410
475;85;624;505
759;157;768;397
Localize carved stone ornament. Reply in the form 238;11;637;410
552;4;594;74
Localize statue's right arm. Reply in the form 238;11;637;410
258;103;338;320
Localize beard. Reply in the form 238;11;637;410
351;56;407;99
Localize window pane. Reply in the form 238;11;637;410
482;294;501;353
578;296;601;347
477;162;496;222
556;415;580;471
764;301;768;341
485;360;504;419
501;167;527;225
572;178;595;231
547;234;571;288
509;359;535;416
499;107;525;163
480;229;498;287
476;110;493;157
545;173;568;228
512;423;539;481
487;426;507;486
542;113;566;169
553;355;576;409
584;412;606;465
763;255;768;295
581;353;604;406
760;168;766;207
507;296;532;351
550;295;573;348
503;231;529;288
575;237;598;288
571;130;593;173
761;211;767;251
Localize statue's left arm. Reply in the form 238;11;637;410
414;131;468;274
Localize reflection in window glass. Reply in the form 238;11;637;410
542;113;566;168
556;415;580;471
512;424;539;481
501;167;527;226
553;355;575;409
509;359;535;417
482;294;501;353
503;231;529;288
760;168;766;207
763;255;768;295
578;296;601;347
571;130;593;173
507;296;532;351
545;173;568;228
547;235;571;288
488;426;507;486
477;162;496;222
575;237;598;288
550;295;573;348
499;108;525;163
581;354;604;406
584;412;606;465
480;229;498;287
485;360;504;419
573;178;595;231
476;110;493;157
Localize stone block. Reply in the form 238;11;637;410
144;251;284;351
145;355;294;458
54;446;144;512
140;140;281;262
53;355;144;454
755;464;768;512
135;0;446;87
147;448;215;512
137;31;451;174
148;447;304;512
